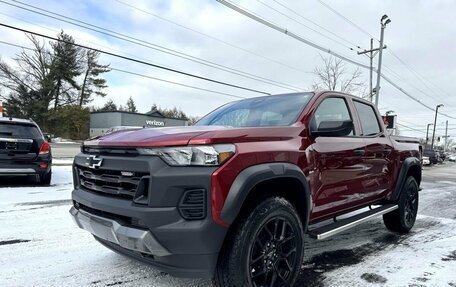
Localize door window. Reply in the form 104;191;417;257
312;97;353;135
354;101;381;136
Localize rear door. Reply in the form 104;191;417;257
352;100;394;200
0;122;43;162
309;95;368;220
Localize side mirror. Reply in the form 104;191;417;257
311;120;353;137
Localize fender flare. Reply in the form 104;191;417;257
391;157;421;201
220;163;311;228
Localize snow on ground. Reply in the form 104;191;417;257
1;164;456;286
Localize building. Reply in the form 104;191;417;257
89;109;188;137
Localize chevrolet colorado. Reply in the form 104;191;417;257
70;91;421;287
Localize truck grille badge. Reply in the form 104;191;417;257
85;155;103;169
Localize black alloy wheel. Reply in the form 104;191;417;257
248;216;299;287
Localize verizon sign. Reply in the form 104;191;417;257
146;120;165;127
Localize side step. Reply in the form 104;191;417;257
308;204;398;240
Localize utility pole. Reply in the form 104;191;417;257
358;38;386;103
426;123;433;147
431;104;444;150
374;15;391;107
443;120;449;152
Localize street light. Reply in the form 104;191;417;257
426;123;433;147
431;104;444;150
374;15;391;107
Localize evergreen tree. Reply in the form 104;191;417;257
50;31;83;109
99;99;117;112
79;50;110;106
126;96;137;112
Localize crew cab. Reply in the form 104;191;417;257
70;91;421;287
0;117;52;184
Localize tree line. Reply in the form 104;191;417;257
0;31;196;139
0;31;110;139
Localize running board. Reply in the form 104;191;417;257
308;204;398;240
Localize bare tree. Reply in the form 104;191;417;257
311;55;368;99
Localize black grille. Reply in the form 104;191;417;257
178;189;206;220
77;166;148;199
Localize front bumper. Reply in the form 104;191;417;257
70;206;170;256
70;152;228;278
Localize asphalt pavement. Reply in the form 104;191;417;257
0;163;455;286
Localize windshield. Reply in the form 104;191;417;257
196;93;313;127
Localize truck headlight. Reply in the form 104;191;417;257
137;144;235;166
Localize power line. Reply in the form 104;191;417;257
387;49;454;101
270;0;363;51
0;22;271;95
396;123;426;134
110;68;246;100
0;40;247;100
255;0;360;51
0;0;302;92
112;0;313;76
216;0;456;120
216;0;371;69
314;0;454;106
315;0;376;40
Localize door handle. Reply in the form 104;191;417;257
354;149;365;156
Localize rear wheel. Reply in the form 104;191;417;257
383;176;419;233
215;197;304;287
39;170;52;185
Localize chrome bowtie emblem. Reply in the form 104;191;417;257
85;155;103;169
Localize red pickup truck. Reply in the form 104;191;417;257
70;91;421;287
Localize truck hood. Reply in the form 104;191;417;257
84;126;229;147
84;125;302;147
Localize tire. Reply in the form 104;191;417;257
383;176;419;233
215;197;304;287
39;170;52;185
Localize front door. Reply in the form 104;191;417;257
309;96;367;220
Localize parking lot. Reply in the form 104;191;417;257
1;162;455;287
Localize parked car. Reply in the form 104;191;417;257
69;91;421;286
422;156;431;166
423;149;438;164
0;117;52;184
449;154;456;162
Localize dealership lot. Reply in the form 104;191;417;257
1;164;455;287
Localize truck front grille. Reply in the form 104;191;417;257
77;166;148;199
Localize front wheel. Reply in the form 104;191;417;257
215;197;304;287
383;176;419;233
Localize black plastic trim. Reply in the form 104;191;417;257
391;157;421;202
220;162;311;228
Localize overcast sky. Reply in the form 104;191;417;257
0;0;455;141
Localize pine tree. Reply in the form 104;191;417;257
79;50;110;106
50;31;83;109
100;99;117;112
126;96;137;112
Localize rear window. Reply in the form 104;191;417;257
196;93;313;127
0;123;42;139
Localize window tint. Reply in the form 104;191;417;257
0;123;42;139
196;93;313;127
354;101;381;136
312;97;352;134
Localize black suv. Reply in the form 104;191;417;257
0;117;52;184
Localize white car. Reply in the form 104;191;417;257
449;154;456;162
422;156;431;166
